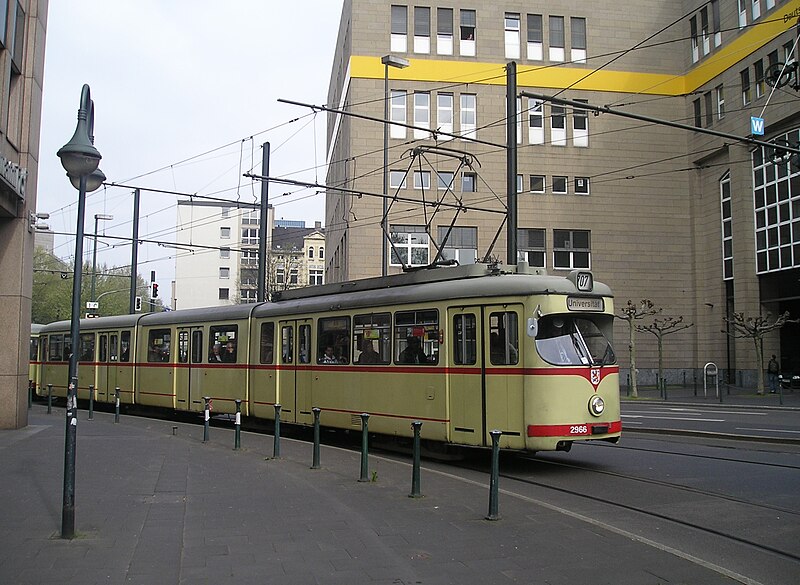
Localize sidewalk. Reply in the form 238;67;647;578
2;405;746;585
621;382;800;408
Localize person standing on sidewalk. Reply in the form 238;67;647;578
767;354;780;393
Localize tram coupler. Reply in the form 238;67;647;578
311;407;321;469
234;399;242;450
358;413;370;482
203;397;211;443
272;404;282;458
486;429;502;521
409;421;423;498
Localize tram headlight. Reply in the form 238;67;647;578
588;395;605;417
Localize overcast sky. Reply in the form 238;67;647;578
38;0;345;289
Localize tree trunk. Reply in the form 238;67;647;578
629;322;638;398
657;335;664;393
755;337;765;395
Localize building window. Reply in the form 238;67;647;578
241;209;259;225
754;60;765;98
573;99;588;147
460;93;476;138
221;207;230;219
516;174;524;193
220;247;230;259
752;0;761;20
575;177;590;195
704;92;713;127
738;0;747;28
241;249;258;266
391;5;408;52
553;229;591;269
711;0;721;47
413;170;431;190
529;175;545;193
460;9;476;56
551;105;566;146
437;226;477;264
414;6;430;54
240;289;257;303
693;98;702;128
390;170;407;189
390;225;429;266
553;176;568;194
219;288;230;300
242;227;259;245
766;0;775;9
413;91;430;139
549;16;565;62
437;171;454;190
220;227;231;239
741;68;751;104
219;267;230;279
308;247;314;259
437;93;453;136
289;268;299;285
309;269;324;286
462;172;477;192
700;6;710;56
517;228;546;267
504;13;520;59
720;171;733;280
690;16;699;63
276;267;285;284
390;90;407;139
437;8;453;55
716;85;725;119
528;98;544;144
319;247;324;259
10;1;25;72
570;17;586;63
527;14;543;60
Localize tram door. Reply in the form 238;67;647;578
277;320;313;424
96;332;120;403
447;305;524;447
175;328;205;412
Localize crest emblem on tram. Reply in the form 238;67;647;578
590;367;601;387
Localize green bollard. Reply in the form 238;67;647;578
88;384;94;420
203;397;211;442
114;387;121;423
28;379;33;409
358;413;370;482
47;383;53;414
486;429;502;521
234;399;242;450
273;404;282;458
311;407;321;470
409;421;423;498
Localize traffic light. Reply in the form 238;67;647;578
151;282;159;299
134;296;142;312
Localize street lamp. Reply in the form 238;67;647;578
91;213;113;305
56;84;103;540
381;54;409;277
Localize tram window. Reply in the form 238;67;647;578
535;315;586;366
64;335;72;361
191;331;204;363
489;312;519;365
110;334;119;362
453;313;477;365
209;325;238;363
29;337;39;361
281;326;293;363
49;335;63;362
99;335;108;362
260;323;275;364
178;331;189;364
120;331;131;362
317;317;351;364
353;313;390;365
395;309;439;365
148;329;171;363
39;336;47;362
574;316;616;366
79;334;95;362
299;325;311;364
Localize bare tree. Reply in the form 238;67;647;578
616;299;660;398
723;311;797;394
637;316;694;392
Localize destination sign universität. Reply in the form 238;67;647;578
567;297;605;312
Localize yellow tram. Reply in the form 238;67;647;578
38;262;621;453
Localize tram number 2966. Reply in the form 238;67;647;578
569;425;589;435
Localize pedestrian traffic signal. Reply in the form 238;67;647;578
151;282;159;299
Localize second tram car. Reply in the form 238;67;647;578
38;262;621;453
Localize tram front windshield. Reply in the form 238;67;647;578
535;314;616;366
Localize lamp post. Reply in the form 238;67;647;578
91;213;113;305
56;84;103;539
381;54;409;277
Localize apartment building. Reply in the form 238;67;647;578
325;0;800;383
0;0;47;429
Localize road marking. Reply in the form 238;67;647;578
736;427;800;434
622;415;725;422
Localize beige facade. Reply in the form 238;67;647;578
326;0;800;384
0;0;47;429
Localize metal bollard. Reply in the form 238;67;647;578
203;397;211;442
234;399;242;450
114;387;121;423
311;407;321;469
486;429;502;521
273;404;282;458
47;383;53;414
409;421;423;498
358;413;370;482
28;379;33;409
88;384;95;420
